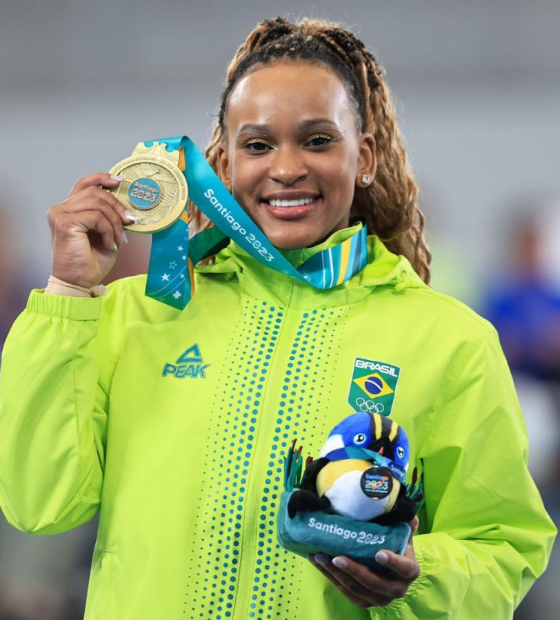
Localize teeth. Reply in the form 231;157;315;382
269;197;316;207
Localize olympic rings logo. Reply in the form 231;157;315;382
355;397;385;414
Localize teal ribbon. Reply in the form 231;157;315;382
144;136;369;309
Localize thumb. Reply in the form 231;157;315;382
409;516;419;537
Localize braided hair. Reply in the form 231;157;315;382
196;16;431;284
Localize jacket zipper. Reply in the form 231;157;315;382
235;282;306;618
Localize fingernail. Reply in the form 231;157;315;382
113;242;119;252
315;553;328;566
375;551;388;565
123;232;129;244
332;557;347;569
111;175;124;182
124;210;140;223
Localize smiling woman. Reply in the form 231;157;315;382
200;20;431;281
0;15;556;620
216;62;376;250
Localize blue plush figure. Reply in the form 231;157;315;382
277;412;424;569
288;412;415;524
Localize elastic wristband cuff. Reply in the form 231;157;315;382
27;288;103;320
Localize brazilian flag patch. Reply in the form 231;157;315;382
348;358;401;416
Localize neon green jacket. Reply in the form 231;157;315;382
0;229;556;620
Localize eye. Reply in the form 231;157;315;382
397;446;405;459
305;133;333;147
353;433;367;445
242;139;272;153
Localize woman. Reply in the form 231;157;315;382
0;16;555;620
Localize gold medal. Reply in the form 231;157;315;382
107;141;188;233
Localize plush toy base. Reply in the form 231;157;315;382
277;490;411;571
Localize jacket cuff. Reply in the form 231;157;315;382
367;539;428;618
26;288;103;321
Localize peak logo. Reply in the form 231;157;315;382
162;344;210;379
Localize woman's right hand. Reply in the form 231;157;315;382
47;173;137;289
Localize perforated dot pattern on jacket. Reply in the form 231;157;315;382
248;306;348;619
182;299;348;620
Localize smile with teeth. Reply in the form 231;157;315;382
267;197;318;207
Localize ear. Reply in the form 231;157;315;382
216;141;232;191
356;133;376;187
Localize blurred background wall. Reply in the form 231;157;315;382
0;0;559;618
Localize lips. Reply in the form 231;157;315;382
268;196;315;208
263;196;321;219
262;191;321;204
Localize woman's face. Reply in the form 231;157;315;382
218;61;376;250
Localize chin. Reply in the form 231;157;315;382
264;227;324;251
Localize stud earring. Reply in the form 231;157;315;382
362;174;372;185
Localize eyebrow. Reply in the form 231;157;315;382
237;118;341;136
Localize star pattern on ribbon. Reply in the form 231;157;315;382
146;219;191;309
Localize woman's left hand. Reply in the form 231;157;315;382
308;516;420;609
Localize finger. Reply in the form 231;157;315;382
67;172;123;199
57;210;119;251
375;549;420;581
78;193;129;243
409;516;419;536
308;557;379;609
50;199;124;247
97;186;139;225
331;556;411;600
66;185;135;226
55;191;131;244
84;211;120;252
316;556;376;600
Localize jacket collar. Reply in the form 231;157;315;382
195;224;426;308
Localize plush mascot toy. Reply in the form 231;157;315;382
277;412;424;570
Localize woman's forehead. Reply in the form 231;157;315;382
225;62;357;133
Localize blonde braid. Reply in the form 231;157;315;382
351;45;431;284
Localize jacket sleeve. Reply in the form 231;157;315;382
370;328;557;619
0;288;119;535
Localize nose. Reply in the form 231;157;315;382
268;145;308;186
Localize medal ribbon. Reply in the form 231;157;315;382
144;136;369;309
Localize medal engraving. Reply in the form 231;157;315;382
128;177;163;209
107;142;188;233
